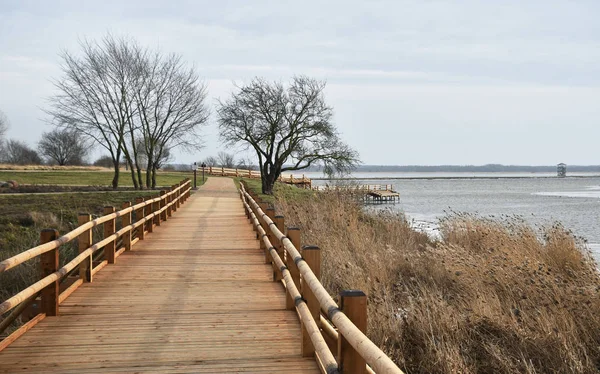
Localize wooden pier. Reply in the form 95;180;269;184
313;184;400;204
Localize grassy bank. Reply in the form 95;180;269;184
0;170;191;186
269;189;600;373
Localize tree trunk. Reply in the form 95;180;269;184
151;167;157;189
112;161;120;189
136;166;143;190
145;159;153;189
261;170;278;195
126;158;139;189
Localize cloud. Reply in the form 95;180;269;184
0;0;599;164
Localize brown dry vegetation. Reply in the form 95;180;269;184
275;190;600;374
0;164;110;171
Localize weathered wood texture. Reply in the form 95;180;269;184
0;178;318;373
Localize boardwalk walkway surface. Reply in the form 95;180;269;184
0;178;318;373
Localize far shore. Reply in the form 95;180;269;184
312;175;600;181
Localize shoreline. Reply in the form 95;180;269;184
312;175;600;181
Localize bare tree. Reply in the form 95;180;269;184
0;110;8;141
93;155;114;168
47;35;139;189
217;76;359;194
3;140;42;165
136;138;173;171
217;151;236;168
133;53;209;188
38;128;90;165
200;156;217;167
47;34;209;189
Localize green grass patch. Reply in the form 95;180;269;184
0;170;193;187
238;177;314;204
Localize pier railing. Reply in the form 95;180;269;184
240;181;403;374
312;184;394;192
0;179;192;347
207;166;312;187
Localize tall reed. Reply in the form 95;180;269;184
276;191;600;374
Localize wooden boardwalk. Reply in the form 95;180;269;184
0;178;318;373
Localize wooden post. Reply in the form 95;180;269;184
339;290;367;374
171;185;177;213
167;186;173;217
266;207;276;276
287;227;301;296
40;229;59;316
301;245;321;357
135;197;145;240
122;202;132;251
153;195;161;227
160;190;167;222
221;166;224;176
259;201;270;264
77;213;93;282
274;216;285;285
103;206;116;264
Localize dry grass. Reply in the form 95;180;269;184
0;164;111;171
275;191;600;374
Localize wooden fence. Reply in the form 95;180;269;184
206;166;312;188
0;179;192;348
240;181;403;374
312;184;394;192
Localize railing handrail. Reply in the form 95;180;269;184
0;179;192;317
0;181;190;273
239;183;403;374
312;184;394;192
238;187;339;373
204;166;311;184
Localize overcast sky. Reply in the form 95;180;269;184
1;0;599;165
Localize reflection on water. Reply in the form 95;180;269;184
312;174;600;263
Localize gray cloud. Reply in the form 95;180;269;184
0;0;599;165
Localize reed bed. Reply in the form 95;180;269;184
276;191;600;374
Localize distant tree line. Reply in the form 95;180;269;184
0;114;91;166
199;152;257;170
350;164;600;173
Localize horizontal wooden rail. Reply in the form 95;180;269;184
239;183;403;374
0;181;190;273
312;185;394;192
239;188;339;373
205;166;312;187
0;179;192;340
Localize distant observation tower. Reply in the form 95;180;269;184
557;163;567;178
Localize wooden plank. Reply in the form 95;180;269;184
0;313;45;352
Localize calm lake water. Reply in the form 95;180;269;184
308;172;600;262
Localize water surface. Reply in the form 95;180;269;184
311;173;600;262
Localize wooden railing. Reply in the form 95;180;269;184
312;184;394;192
0;179;192;349
239;182;403;374
207;166;312;187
